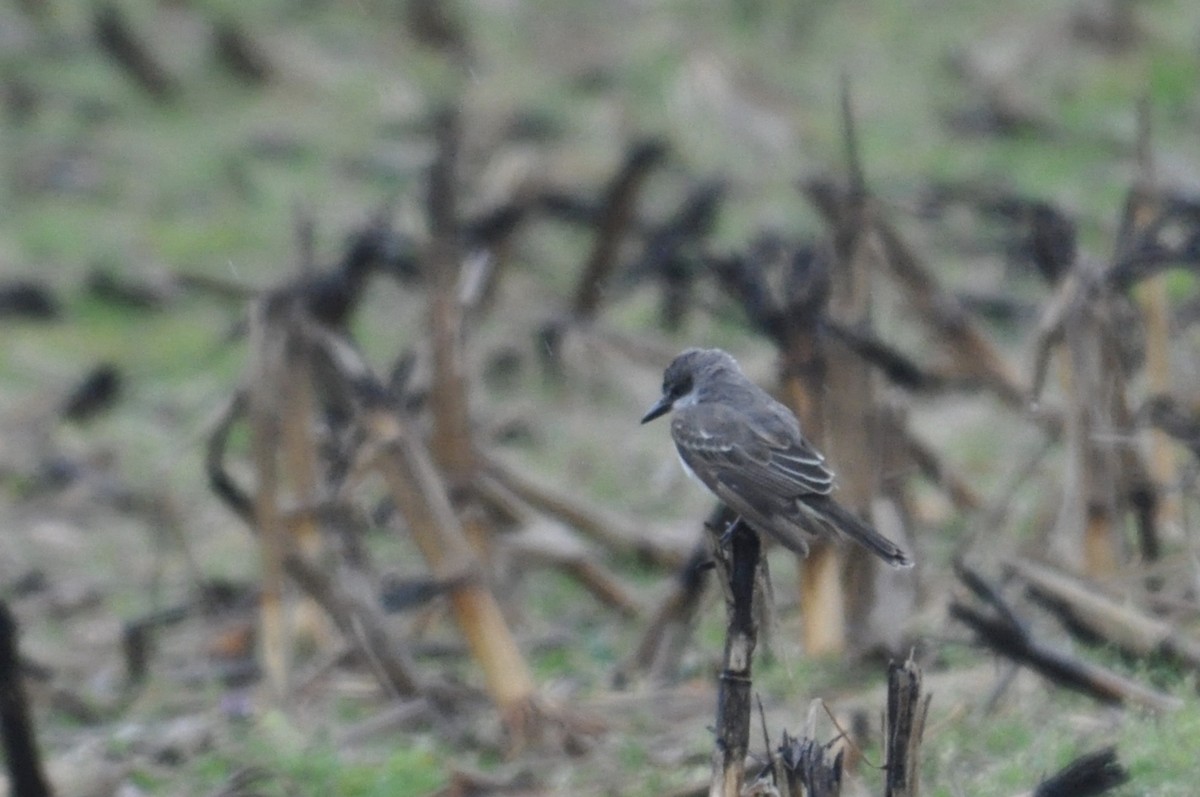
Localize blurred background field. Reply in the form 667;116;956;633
1;1;1200;795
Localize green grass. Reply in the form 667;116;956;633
919;683;1200;797
176;720;447;797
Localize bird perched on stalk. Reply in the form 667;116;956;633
642;348;913;568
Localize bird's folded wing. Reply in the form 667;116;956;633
671;402;835;498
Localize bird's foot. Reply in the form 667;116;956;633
717;517;744;549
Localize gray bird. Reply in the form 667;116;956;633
642;348;913;568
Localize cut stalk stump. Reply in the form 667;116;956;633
884;657;929;797
708;518;762;797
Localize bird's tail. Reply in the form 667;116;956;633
804;496;914;569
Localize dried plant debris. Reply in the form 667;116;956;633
93;2;178;101
61;363;122;423
950;561;1183;712
1032;746;1129;797
0;280;58;320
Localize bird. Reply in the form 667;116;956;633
641;347;913;568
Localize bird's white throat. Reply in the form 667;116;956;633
671;389;703;485
675;450;702;485
673;389;700;409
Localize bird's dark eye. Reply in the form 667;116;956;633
672;374;692;398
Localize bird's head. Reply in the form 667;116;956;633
641;348;739;424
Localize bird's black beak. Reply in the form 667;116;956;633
641;395;673;424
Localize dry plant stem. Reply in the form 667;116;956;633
279;336;330;648
470;472;529;528
362;404;537;728
335;697;435;748
206;372;407;696
884;657;929;797
293;205;316;274
779;249;842;654
558;559;641;619
1138;275;1178;527
482;452;689;568
571;139;667;320
784;364;844;654
93;3;176;101
867;212;1050;431
1038;257;1152;575
778;316;826;444
425;108;496;564
823;319;946;393
822;85;896;653
1008;558;1200;670
474;475;643;616
123;604;191;686
248;309;291;699
426;107;476;484
404;0;474;66
784;95;848;657
1023;745;1128;797
795;80;918;655
1128;99;1180;534
282;553;422;698
949;599;1181;712
207;390;252;521
0;600;54;797
877;215;1028;411
619;538;710;684
777;733;843;797
969;437;1055;556
767;204;838;655
1031;173;1164;574
508;525;642;618
952;563;1182;711
756;695;775;776
799;549;845;654
709;520;762;797
213;20;273;85
903;427;982;511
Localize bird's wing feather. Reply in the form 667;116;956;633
670;401;834;499
709;479;811;555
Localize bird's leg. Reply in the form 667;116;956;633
717;515;745;549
